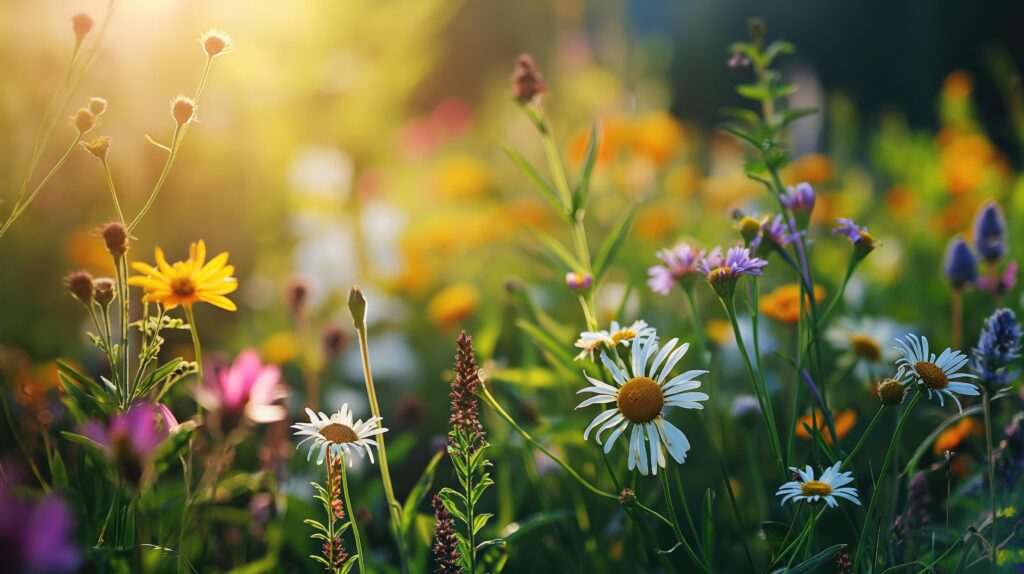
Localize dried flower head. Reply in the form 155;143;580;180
200;29;233;58
93;278;116;307
88;97;108;116
285;278;309;315
877;377;907;406
72;14;93;44
431;495;463;574
618;488;637;505
72;108;96;134
65;271;94;304
81;136;110;160
512;54;547;103
101;222;129;256
449;331;485;452
171;96;197;126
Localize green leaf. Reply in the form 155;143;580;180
135;358;184;396
401;448;445;538
776;107;818;127
719;124;761;148
340;555;360;574
523;225;583;272
515;319;583;380
473;513;493;535
58;360;113;409
700;488;715;566
593;203;639;282
779;543;846;574
737;84;772;102
151;421;197;478
60;430;106;453
572;122;600;215
504;146;566;216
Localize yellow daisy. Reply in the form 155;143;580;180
129;239;238;311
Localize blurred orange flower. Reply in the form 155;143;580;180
428;282;479;327
629;111;684;166
933;417;982;455
789;154;832;185
795;409;857;446
760;283;825;324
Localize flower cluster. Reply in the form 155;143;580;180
449;331;486;451
969;308;1022;389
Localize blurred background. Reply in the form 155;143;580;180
2;0;1024;571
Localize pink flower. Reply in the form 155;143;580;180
647;242;703;295
79;402;179;484
196;349;287;433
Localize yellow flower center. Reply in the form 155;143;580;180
170;276;196;298
800;480;832;497
610;329;637;345
708;266;732;282
850;334;882;361
616;377;664;423
914;361;948;390
319;423;358;444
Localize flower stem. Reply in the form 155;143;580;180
660;470;707;572
101;159;125;224
841;405;886;470
340;460;367;574
982;388;997;569
0;135;82;239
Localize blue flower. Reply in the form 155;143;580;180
943;235;978;289
972;200;1007;263
970;308;1022;388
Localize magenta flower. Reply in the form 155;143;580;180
0;481;82;573
196;349;287;433
647;243;703;295
80;402;179;484
979;260;1018;296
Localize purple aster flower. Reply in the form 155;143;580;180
80;402;179;484
647;242;703;295
781;182;816;214
973;200;1007;263
0;480;82;573
943;235;978;290
699;246;768;300
970;308;1022;389
833;218;878;260
751;214;799;254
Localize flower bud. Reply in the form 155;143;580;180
81;136;110;160
565;272;593;293
877;378;907;406
348;285;367;331
738;216;762;244
200;30;232;58
72;108;96;134
102;222;129;256
943;235;978;290
72;14;93;44
66;271;94;304
973;200;1007;264
511;54;547;103
89;97;108;116
171;96;197;126
618;488;637;505
93;278;116;307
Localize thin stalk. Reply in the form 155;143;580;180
101;159;125;224
128;125;180;232
0;135;82;238
982;389;997;570
852;391;922;572
660;470;706;572
341;460;367;574
951;289;963;350
184;306;203;391
841;406;886;470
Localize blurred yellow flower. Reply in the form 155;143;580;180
261;331;299;365
629;111;684;166
934;417;982;454
706;319;732;345
434;155;493;200
760;283;825;324
428;282;479;327
129;239;238;311
795;409;856;446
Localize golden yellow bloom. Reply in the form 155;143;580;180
629;111;684;166
795;409;857;446
129;239;237;311
427;282;479;327
760;283;825;324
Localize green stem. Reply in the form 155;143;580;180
841;406;886;470
0;135;82;238
852;391;922;572
982;389;997;570
102;159;125;224
341;460;367;574
184;306;203;388
660;470;707;572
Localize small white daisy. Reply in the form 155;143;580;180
291;405;388;465
574;320;657;362
825;316;900;378
894;334;979;412
576;333;708;476
776;461;860;508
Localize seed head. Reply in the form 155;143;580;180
618;488;637;505
171;96;197;126
66;271;94;304
72;14;93;44
89;97;108;116
72;108;96;134
449;331;485;452
81;136;111;160
200;30;233;58
431;495;463;574
93;278;116;307
877;378;907;406
511;54;547;103
102;222;129;256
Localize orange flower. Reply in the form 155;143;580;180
933;417;982;455
427;283;479;327
795;409;857;446
789;154;832;185
760;283;825;324
942;71;973;102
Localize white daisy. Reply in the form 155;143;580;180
893;334;979;412
776;461;860;508
825;316;900;378
576;333;708;476
574;320;656;362
291;405;388;465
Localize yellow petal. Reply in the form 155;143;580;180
155;248;174;276
199;293;237;311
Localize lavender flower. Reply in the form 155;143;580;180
431;495;463;574
699;246;768;300
833;218;878;262
450;331;485;453
970;308;1022;389
973;200;1007;263
944;235;978;290
781;182;816;214
0;481;82;572
647;242;703;295
751;214;798;255
80;402;179;484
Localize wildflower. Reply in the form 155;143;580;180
737;216;762;244
511;54;547;103
972;200;1007;263
978;260;1018;295
576;334;708;475
128;239;238;311
81;136;110;159
648;242;703;294
72;13;93;44
934;417;982;454
171;95;197;126
836;550;853;574
795;409;857;446
943;235;978;289
195;349;287;434
833;217;877;262
101;221;129;256
291;404;387;465
781;182;816;214
894;334;979;412
396;394;425;427
727;51;750;68
970;308;1022;389
65;271;94;304
0;481;82;573
565;272;593;293
776;462;860;508
699;246;768;300
72;108;96;134
88;97;108;116
877;378;907;406
576;320;656;358
749;214;798;256
826;317;900;376
80;402;179;484
431;495;463;574
200;29;233;58
760;283;825;324
449;331;485;451
93;277;116;307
